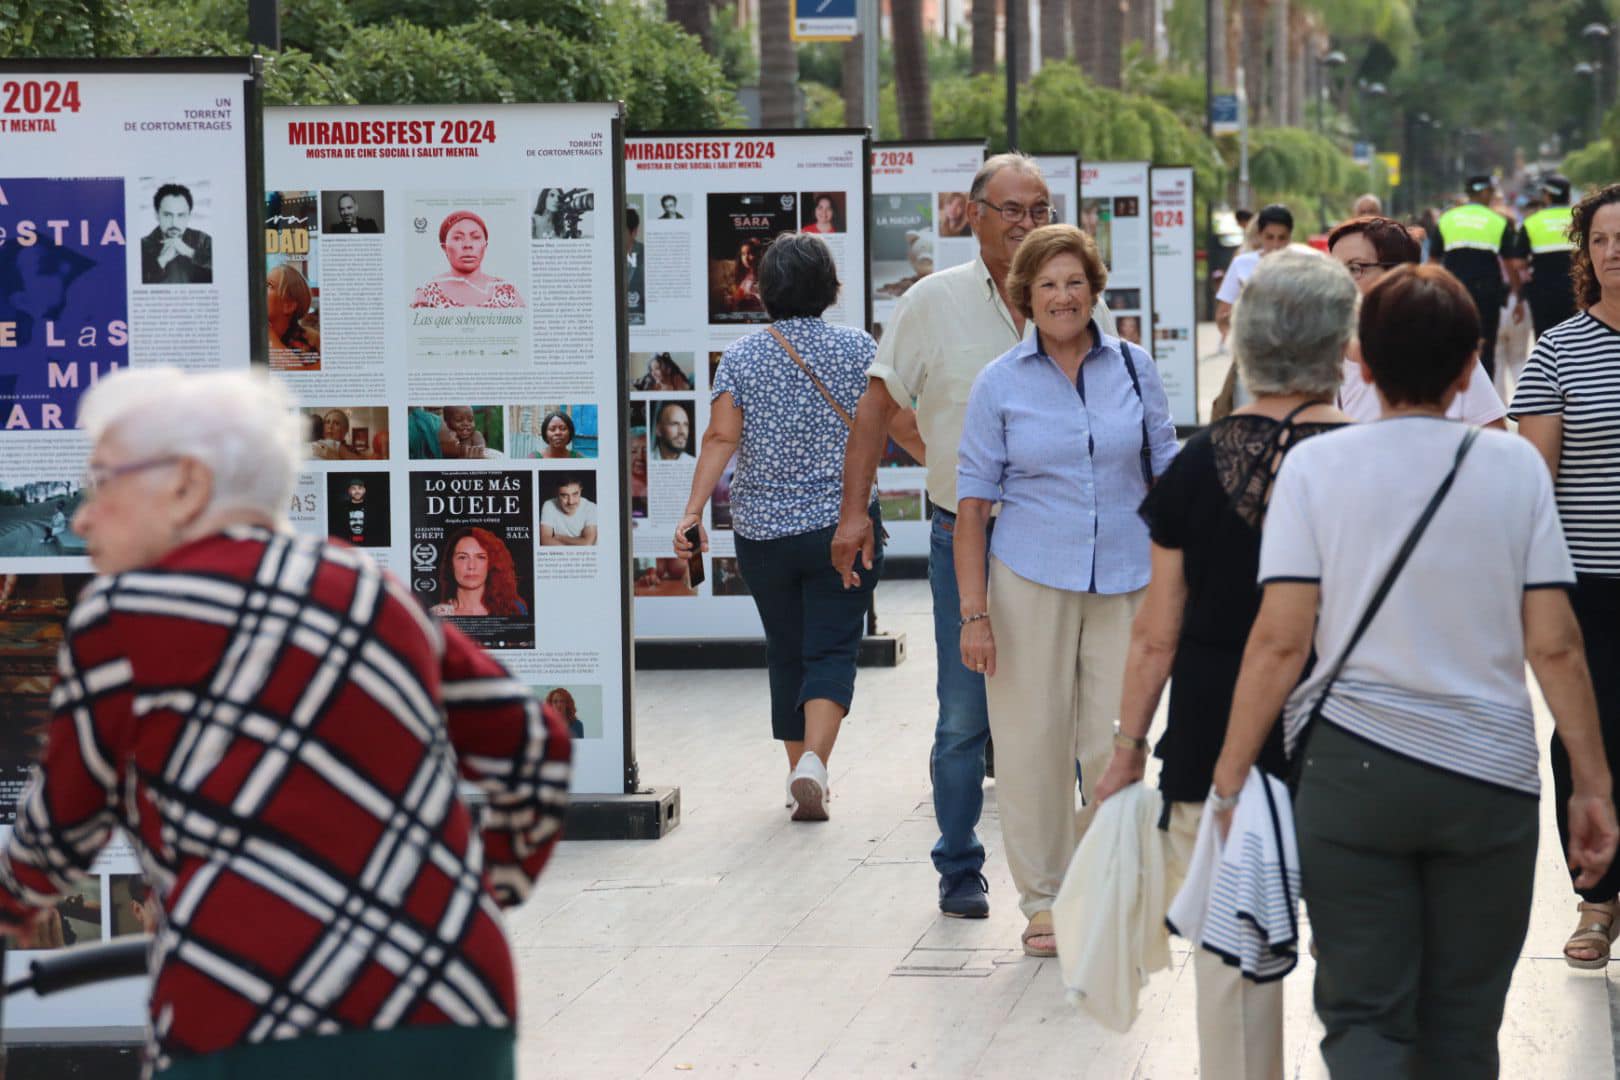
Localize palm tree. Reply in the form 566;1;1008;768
1241;0;1264;122
973;0;998;76
1209;0;1230;90
842;37;863;126
893;0;933;137
666;0;711;52
1271;0;1290;126
1098;0;1123;87
1072;0;1098;78
1010;0;1032;82
759;0;797;127
1041;0;1068;62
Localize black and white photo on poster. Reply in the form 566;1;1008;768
320;190;385;234
409;470;535;649
531;186;595;239
707;192;796;324
135;177;215;286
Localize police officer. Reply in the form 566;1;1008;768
1511;175;1577;338
1430;175;1521;379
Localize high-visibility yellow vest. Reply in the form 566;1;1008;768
1523;206;1575;255
1438;203;1510;254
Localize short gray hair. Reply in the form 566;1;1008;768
1232;249;1357;398
79;367;302;524
969;152;1045;202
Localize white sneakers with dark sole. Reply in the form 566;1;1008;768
789;751;830;822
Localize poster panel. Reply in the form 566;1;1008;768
1151;167;1199;427
869;141;985;559
0;57;261;1039
1031;153;1079;229
263;102;632;796
626;130;869;639
1081;161;1154;358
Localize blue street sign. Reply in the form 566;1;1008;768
1210;94;1240;136
793;0;859;41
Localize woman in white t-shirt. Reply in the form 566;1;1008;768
1329;216;1507;427
1209;264;1617;1076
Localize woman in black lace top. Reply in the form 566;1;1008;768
1094;249;1356;1079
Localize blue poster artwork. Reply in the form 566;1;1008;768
0;177;128;432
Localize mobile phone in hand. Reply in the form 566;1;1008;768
683;523;705;586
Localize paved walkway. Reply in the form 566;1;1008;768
508;331;1618;1078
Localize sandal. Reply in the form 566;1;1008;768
1022;912;1057;958
1563;900;1619;970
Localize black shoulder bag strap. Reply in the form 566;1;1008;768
1119;344;1154;487
1290;427;1482;778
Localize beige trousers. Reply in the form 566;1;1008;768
1164;801;1286;1080
984;557;1142;920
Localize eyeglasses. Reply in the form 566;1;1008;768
1344;260;1398;279
976;198;1054;225
82;456;180;496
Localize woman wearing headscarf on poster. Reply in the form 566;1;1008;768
411;210;526;309
0;367;570;1079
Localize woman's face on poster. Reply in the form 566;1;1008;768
443;221;488;274
815;197;835;228
545;416;571;449
630;434;648;476
739;243;756;269
322;411;349;440
542;189;560;213
452;535;491;592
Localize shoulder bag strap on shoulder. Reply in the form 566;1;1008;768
768;325;855;430
1118;343;1154;487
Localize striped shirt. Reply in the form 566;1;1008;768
1509;311;1620;577
1259;420;1575;796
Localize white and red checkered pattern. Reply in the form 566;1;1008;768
0;528;571;1071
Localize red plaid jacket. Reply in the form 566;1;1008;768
0;529;571;1070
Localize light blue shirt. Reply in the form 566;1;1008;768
956;326;1179;594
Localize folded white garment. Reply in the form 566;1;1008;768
1166;767;1301;982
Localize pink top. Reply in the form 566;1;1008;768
410;279;525;309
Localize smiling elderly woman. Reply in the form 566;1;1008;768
954;223;1178;957
0;368;571;1079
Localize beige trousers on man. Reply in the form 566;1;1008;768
1164;801;1286;1080
984;557;1142;920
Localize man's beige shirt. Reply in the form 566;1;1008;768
867;255;1116;512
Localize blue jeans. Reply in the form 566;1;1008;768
929;508;989;877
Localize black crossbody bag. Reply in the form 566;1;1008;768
1288;428;1481;788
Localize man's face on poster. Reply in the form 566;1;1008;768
157;194;192;238
348;483;366;504
661;196;677;214
338;195;358;226
657;404;689;453
557;483;583;514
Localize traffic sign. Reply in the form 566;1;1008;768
1376;152;1402;187
1210;94;1240;136
792;0;859;41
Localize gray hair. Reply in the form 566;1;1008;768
78;367;302;525
1352;192;1383;215
969;152;1045;202
1232;249;1357;398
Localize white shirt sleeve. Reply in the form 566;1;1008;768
1452;361;1508;426
1522;453;1576;588
1215;253;1251;305
1257;453;1322;584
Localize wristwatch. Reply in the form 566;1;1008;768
1111;721;1148;752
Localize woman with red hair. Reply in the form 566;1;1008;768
432;526;530;617
411;210;526;309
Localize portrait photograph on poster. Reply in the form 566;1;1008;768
531;186;595;240
539;470;598;548
27;878;103;950
937;191;971;237
536;684;603;739
321;189;384;234
1080;197;1113;267
109;874;161;938
712;556;749;597
650;399;697;461
510;404;597;459
325;471;391;548
799;191;845;235
0;478;85;557
266;190;321;373
136;177;214;286
1104;288;1142;311
708;192;796;324
0;176;128;432
406;405;505;460
653;193;688;222
407;194;531;371
0;573;91;823
303;406;389;460
625;193;645;326
628;403;648;520
629;351;695;393
873;193;934;299
1117;315;1143;345
633;556;698;598
410;470;535;649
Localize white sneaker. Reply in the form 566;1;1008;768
784;769;795;810
789;751;830;822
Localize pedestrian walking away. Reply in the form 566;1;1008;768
1510;181;1620;968
953;223;1178;956
830;153;1116;920
1430;175;1522;381
677;231;883;822
1213;263;1618;1077
1511;174;1578;340
1096;248;1356;1079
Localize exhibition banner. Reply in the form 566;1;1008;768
1032;153;1079;229
1081;161;1154;357
0;56;261;1039
1150;167;1199;427
263;102;633;796
869;140;985;558
626;130;869;639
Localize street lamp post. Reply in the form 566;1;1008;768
1576;61;1602;144
1319;49;1346;136
1581;22;1612;142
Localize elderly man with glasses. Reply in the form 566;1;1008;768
832;152;1115;920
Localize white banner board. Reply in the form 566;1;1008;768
1032;153;1079;229
263;102;633;796
1150;167;1199;427
1081;161;1154;358
626;130;869;639
0;57;260;1039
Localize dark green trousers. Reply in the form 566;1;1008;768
1295;721;1538;1079
157;1025;515;1079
